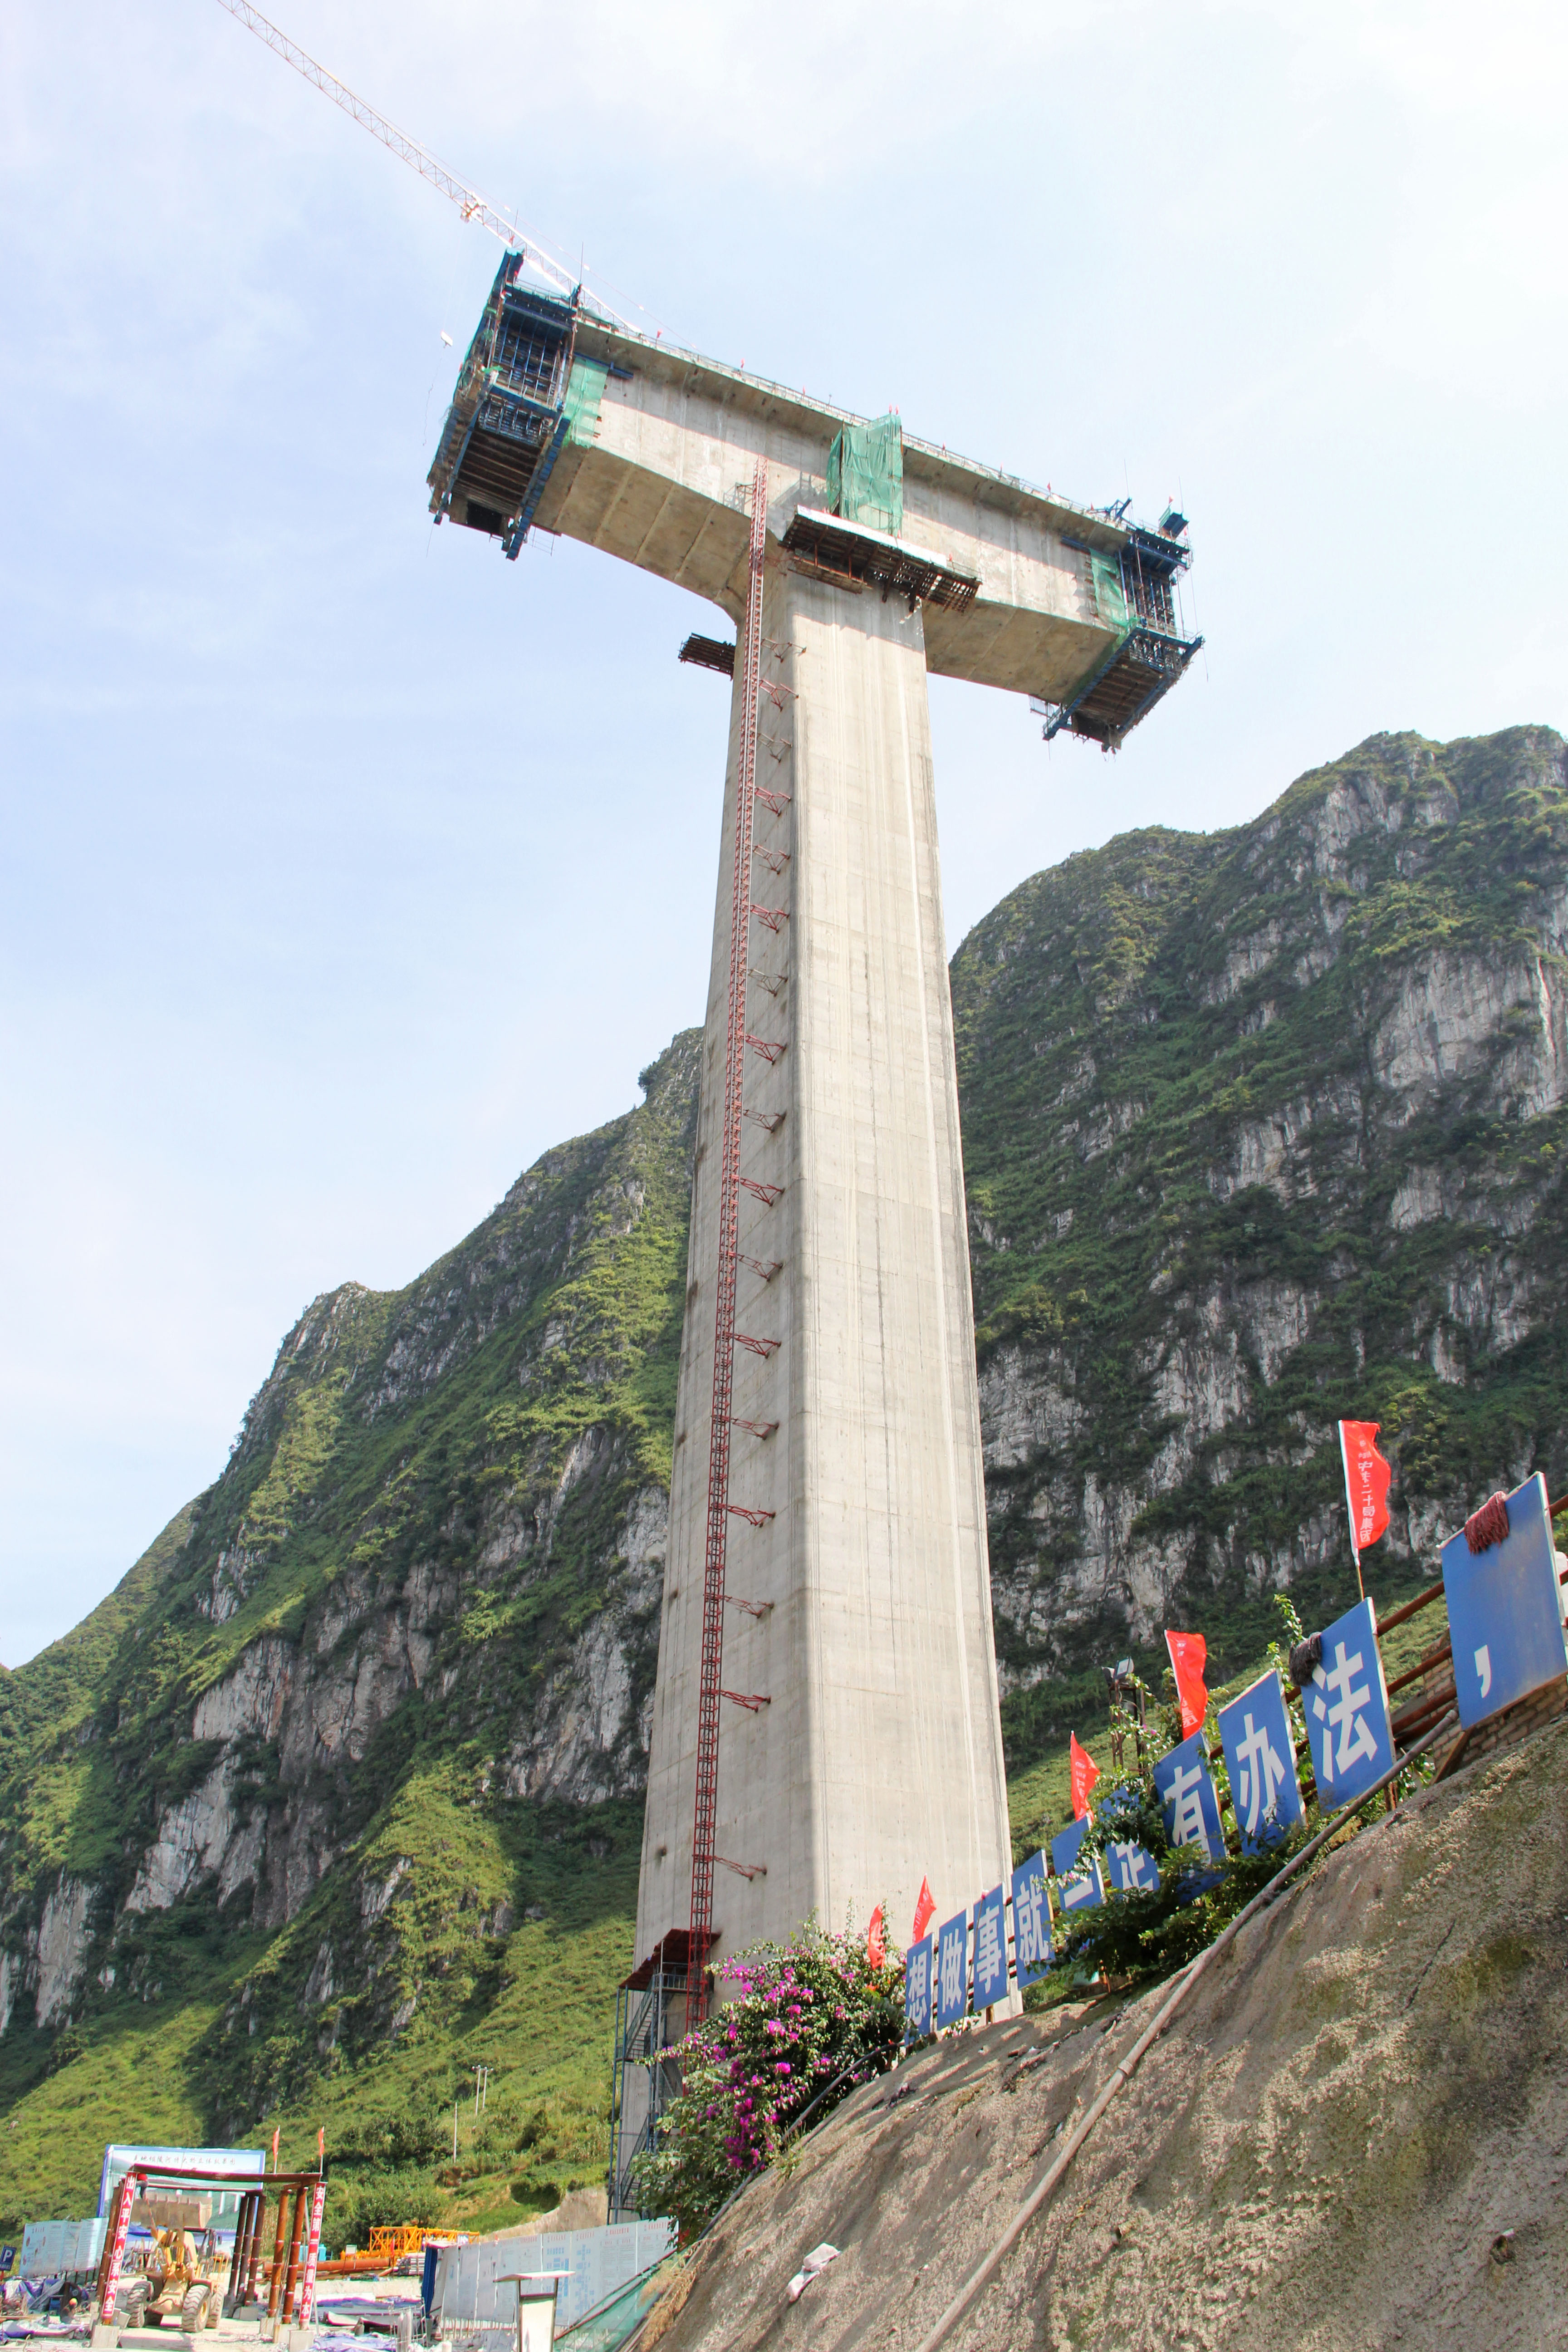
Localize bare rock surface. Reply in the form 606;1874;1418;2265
656;1719;1568;2352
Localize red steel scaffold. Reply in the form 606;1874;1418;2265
688;456;771;2022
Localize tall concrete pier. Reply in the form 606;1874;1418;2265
641;559;1005;1970
427;258;1198;2150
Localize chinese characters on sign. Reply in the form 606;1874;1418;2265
1152;1731;1225;1896
1105;1837;1159;1892
904;1934;932;2038
1217;1671;1304;1855
936;1911;969;2029
1303;1597;1394;1807
1101;1786;1159;1892
972;1883;1007;2011
1011;1852;1053;1987
1051;1817;1104;1913
1152;1734;1224;1856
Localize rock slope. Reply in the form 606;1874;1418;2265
652;1715;1568;2352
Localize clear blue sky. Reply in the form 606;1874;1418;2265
2;0;1563;1665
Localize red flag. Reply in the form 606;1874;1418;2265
867;1905;886;1969
1166;1631;1209;1740
1339;1420;1392;1564
911;1877;934;1943
1069;1732;1100;1821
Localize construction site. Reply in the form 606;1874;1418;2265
6;3;1567;2350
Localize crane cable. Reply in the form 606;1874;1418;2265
209;0;632;328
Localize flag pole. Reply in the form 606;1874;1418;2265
1338;1420;1365;1600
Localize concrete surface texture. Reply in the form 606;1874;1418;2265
634;556;1013;1971
645;1715;1568;2352
531;323;1125;700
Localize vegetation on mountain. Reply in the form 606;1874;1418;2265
1;724;1563;2245
0;1032;701;2238
955;724;1568;1766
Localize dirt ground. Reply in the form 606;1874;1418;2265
650;1716;1568;2351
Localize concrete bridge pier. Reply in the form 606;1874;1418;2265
634;550;1014;1983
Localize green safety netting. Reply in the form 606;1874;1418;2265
555;2257;680;2351
564;356;610;449
1090;551;1129;634
827;412;903;537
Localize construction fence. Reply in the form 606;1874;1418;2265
430;2221;674;2345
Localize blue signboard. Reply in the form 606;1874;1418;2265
1217;1670;1306;1854
935;1910;969;2028
1095;1785;1158;1892
1010;1851;1053;1987
972;1883;1008;2010
1302;1597;1394;1808
1152;1730;1226;1897
1050;1817;1104;1913
904;1934;932;2038
1152;1733;1225;1860
1441;1473;1568;1730
1104;1834;1160;1892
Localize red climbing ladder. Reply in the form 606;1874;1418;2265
688;456;770;2024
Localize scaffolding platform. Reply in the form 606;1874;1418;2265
1036;515;1203;750
781;508;980;613
679;634;736;676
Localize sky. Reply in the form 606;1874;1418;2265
2;0;1565;1665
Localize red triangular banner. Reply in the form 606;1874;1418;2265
1069;1731;1101;1821
1339;1420;1392;1562
1166;1630;1209;1740
911;1877;935;1943
867;1905;886;1968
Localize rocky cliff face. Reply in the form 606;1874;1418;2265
2;725;1566;2215
0;1032;699;2171
952;723;1568;1751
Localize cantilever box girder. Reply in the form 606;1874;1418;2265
428;281;1198;739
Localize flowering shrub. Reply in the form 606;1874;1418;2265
627;1917;904;2234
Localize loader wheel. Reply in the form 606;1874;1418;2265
179;2285;212;2333
120;2282;149;2328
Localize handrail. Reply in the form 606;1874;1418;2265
1374;1577;1446;1635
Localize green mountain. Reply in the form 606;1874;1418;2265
2;723;1564;2238
957;722;1568;1759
